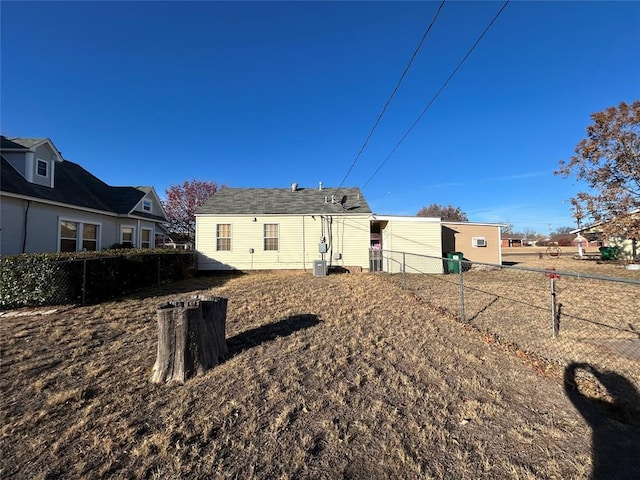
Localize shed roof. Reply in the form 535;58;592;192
196;187;372;215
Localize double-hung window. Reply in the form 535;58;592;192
263;224;279;251
60;221;78;252
141;229;152;249
82;224;98;251
59;220;100;252
142;200;152;212
37;159;48;177
216;224;231;251
121;227;135;247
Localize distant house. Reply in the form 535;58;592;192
501;236;525;248
163;233;194;250
571;211;639;260
1;136;168;256
195;184;503;274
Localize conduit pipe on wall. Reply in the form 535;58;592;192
22;200;31;253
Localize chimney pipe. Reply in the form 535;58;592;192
319;181;323;191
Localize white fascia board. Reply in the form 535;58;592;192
444;221;508;227
195;212;368;217
370;214;441;223
24;138;64;162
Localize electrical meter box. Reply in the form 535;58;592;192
318;242;328;253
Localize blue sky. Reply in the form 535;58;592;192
2;1;639;234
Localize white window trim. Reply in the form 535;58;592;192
216;223;232;251
142;199;152;213
120;226;136;246
141;227;153;248
57;217;102;252
36;158;48;177
263;223;279;252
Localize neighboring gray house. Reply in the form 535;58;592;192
1;136;168;256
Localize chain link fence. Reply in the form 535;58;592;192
0;252;197;309
372;249;640;389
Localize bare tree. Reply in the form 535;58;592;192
556;101;640;239
417;203;468;222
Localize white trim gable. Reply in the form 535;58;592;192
3;138;63;186
129;188;168;221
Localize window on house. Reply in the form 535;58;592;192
121;227;135;247
37;159;48;177
264;223;279;251
141;229;152;249
216;224;231;251
59;221;99;252
143;200;152;212
82;224;99;251
60;221;78;252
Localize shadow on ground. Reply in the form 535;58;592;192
123;272;245;302
564;363;640;480
226;314;322;357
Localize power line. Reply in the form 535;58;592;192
334;0;447;192
362;0;510;190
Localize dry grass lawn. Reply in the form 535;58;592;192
399;250;640;389
2;269;639;479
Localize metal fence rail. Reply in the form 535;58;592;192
374;249;640;389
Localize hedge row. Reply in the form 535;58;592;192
0;249;197;309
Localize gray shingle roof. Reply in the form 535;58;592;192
1;155;166;220
196;187;372;215
1;137;49;149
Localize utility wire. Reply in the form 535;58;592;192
362;0;510;190
334;0;447;193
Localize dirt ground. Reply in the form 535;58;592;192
2;268;639;479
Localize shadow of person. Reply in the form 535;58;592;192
564;363;640;479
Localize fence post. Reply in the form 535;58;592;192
402;252;407;290
458;257;465;322
545;268;560;338
82;258;87;306
550;276;557;338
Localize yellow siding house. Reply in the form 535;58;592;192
195;185;371;272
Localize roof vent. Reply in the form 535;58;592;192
291;182;298;192
319;181;323;191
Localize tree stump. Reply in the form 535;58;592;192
150;296;228;384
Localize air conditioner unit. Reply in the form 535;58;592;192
472;237;487;247
313;260;327;277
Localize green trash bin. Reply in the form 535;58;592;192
447;252;464;274
599;246;617;260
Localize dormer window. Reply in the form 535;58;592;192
143;200;152;212
37;159;48;177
